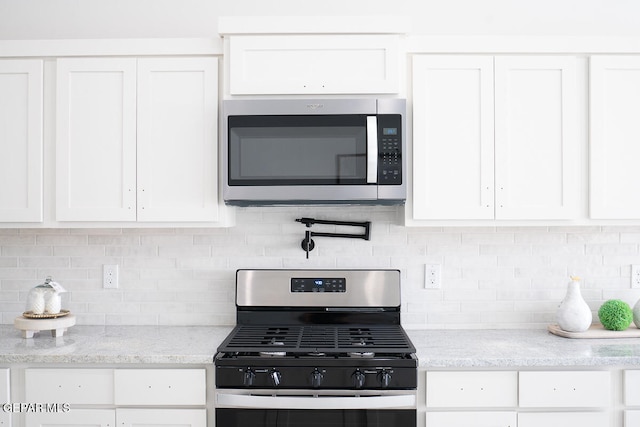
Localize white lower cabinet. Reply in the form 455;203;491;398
425;370;613;427
425;371;517;427
426;371;518;408
519;370;610;408
426;411;516;427
25;409;114;427
117;408;206;427
25;409;205;427
625;410;640;426
23;368;206;427
518;412;609;427
1;368;10;426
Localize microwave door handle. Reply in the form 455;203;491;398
366;116;378;184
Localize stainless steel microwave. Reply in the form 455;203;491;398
222;98;406;206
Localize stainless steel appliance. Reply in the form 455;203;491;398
222;98;406;206
214;269;417;427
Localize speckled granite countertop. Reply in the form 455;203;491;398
1;325;640;367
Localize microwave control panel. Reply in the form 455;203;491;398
377;115;402;185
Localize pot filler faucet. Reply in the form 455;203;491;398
295;217;371;259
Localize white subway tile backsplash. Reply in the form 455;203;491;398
2;212;640;327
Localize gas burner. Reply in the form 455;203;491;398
347;351;375;358
259;351;287;357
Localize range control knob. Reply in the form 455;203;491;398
243;368;256;387
352;369;366;389
311;368;324;388
270;369;282;387
378;370;392;388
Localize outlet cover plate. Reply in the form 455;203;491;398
103;264;119;289
424;264;441;289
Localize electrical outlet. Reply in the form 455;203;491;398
424;264;441;289
103;264;119;289
632;265;640;289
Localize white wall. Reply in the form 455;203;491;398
1;207;639;328
1;0;640;328
1;0;640;40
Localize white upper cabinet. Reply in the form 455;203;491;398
56;58;137;221
412;56;495;220
56;57;221;223
590;56;640;219
412;55;579;222
0;59;43;222
136;58;219;222
228;35;400;94
494;56;579;220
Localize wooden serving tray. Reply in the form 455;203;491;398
548;323;640;339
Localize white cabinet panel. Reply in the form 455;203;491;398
56;58;137;221
624;370;640;405
518;412;609;427
0;59;43;222
0;368;9;427
25;409;115;427
56;57;224;224
590;56;640;219
625;410;640;426
25;369;114;405
412;55;495;220
0;368;8;404
519;370;610;408
426;371;517;408
426;411;516;427
494;56;579;219
114;369;206;406
116;408;206;427
229;35;399;94
136;57;219;222
411;55;579;222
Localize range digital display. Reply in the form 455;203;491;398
291;277;346;293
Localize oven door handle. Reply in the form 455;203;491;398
216;392;415;410
366;116;378;184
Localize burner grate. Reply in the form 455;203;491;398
218;324;415;354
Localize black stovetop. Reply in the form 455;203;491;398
217;324;416;355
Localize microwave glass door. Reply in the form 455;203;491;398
228;115;369;186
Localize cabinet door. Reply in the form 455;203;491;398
230;35;399;94
412;55;495;220
114;368;206;406
518;412;609;427
116;408;206;427
625;370;640;405
0;59;43;222
136;58;219;222
494;56;579;219
519;370;610;408
426;411;516;427
25;369;114;404
56;58;137;221
426;371;517;408
626;410;640;426
590;56;640;218
26;409;115;426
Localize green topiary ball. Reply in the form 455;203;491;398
598;299;633;331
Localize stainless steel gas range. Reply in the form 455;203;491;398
214;269;417;427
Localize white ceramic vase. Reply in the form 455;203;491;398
633;299;640;329
556;277;592;332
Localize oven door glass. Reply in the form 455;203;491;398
217;408;415;427
228;115;368;186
